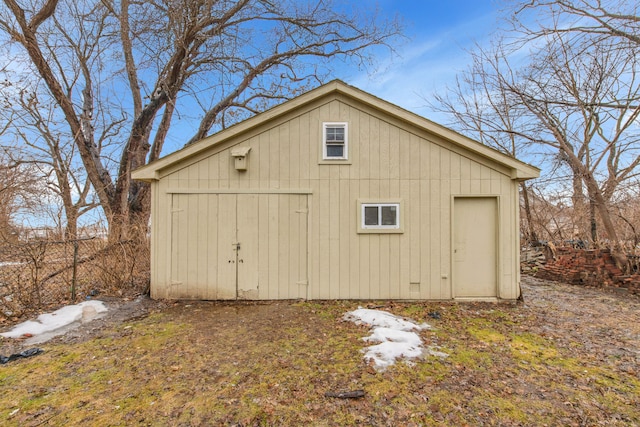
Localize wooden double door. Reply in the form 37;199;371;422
170;193;308;300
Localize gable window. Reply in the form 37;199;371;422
323;122;348;160
358;199;403;233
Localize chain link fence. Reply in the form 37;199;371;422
0;235;150;320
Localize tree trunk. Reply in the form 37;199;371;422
571;172;587;240
520;182;538;244
589;196;597;244
128;180;152;243
582;171;628;271
64;211;78;241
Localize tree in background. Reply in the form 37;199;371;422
0;0;402;240
430;40;541;244
0;156;42;240
512;33;639;248
0;79;99;239
513;0;640;46
432;0;639;267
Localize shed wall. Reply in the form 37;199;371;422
150;97;520;300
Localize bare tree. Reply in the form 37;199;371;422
0;0;402;240
0;154;42;240
516;34;640;248
0;79;102;239
514;0;640;46
430;40;542;244
432;27;640;267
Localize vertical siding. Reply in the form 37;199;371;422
358;113;370;180
328;178;340;296
206;194;219;299
289;118;300;182
339;179;350;298
149;181;160;298
257;194;270;296
216;195;237;299
154;98;520;300
237;194;259;298
357;180;370;299
277;195;290;297
348;181;360;299
163;193;308;300
267;193;280;298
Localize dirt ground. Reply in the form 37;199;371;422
518;276;640;376
5;274;638;358
1;275;639;426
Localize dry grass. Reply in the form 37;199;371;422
0;277;639;426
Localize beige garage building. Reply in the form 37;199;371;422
133;80;539;301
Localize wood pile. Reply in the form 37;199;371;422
520;247;546;273
533;247;640;295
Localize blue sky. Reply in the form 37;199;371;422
347;0;500;123
8;1;506;229
158;1;502;155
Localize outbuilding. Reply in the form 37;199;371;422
132;80;539;301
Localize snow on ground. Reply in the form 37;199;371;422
0;300;108;344
344;307;448;371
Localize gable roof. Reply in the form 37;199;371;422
132;80;540;181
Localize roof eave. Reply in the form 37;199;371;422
132;81;343;181
511;166;541;181
334;83;541;181
132;80;540;182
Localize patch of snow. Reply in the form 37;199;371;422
363;326;424;345
344;307;447;371
0;300;108;343
343;308;431;332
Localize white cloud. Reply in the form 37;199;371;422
346;8;499;123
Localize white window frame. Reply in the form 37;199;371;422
322;122;348;160
357;199;404;234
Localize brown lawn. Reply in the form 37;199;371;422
0;275;639;426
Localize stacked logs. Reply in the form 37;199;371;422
533;247;640;294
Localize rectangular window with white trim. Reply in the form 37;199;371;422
322;122;348;160
358;200;403;233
